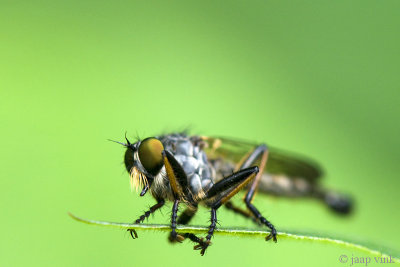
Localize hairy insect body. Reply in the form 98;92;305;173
151;134;215;202
119;132;352;255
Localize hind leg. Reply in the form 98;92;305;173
242;144;277;242
223;144;278;242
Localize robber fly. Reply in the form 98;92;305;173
114;133;352;256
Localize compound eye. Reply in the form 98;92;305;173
138;138;164;175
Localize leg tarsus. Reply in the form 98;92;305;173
183;233;206;245
195;208;217;256
128;199;165;240
169;232;185;243
265;226;278;243
246;201;278;243
194;240;211;256
168;205;203;246
179;233;210;251
128;229;138;239
240;145;278;243
169;199;182;242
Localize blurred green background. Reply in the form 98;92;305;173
1;0;399;266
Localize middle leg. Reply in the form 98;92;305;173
196;166;259;255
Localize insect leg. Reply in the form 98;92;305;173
169;199;185;242
223;145;267;222
224;201;258;224
223;144;277;242
193;208;217;256
163;150;200;243
243;145;278;242
205;167;259;199
128;198;165;239
195;166;259;255
168;205;207;246
162;150;190;199
177;205;198;225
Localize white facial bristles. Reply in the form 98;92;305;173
129;166;149;192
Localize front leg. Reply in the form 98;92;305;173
162;150;204;245
169;205;202;242
128;199;165;239
169;199;185;242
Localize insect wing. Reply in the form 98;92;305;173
203;136;323;182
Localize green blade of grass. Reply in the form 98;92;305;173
69;212;400;263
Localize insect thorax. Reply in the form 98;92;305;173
152;134;216;201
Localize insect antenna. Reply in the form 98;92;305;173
107;139;128;147
125;131;132;146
